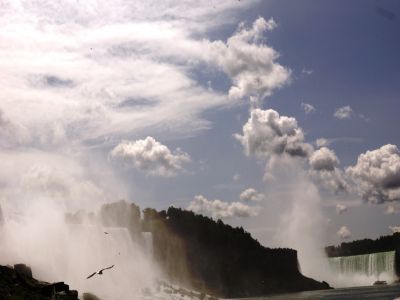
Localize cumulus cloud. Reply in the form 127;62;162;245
334;106;353;119
310;168;349;194
110;137;190;177
309;148;349;194
236;109;350;194
210;17;290;100
346;144;400;203
315;138;330;148
240;188;265;202
188;195;259;219
336;204;348;214
337;226;352;239
309;147;339;171
235;109;313;159
301;102;316;115
389;226;400;234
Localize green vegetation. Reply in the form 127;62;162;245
142;206;329;298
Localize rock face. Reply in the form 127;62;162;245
142;207;331;298
0;264;79;300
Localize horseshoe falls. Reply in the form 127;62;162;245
328;251;398;287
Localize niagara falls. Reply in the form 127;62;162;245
0;0;400;299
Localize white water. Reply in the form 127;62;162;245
0;202;159;300
142;232;154;257
328;251;397;287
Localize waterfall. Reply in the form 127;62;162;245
328;251;397;286
0;221;158;299
142;232;153;257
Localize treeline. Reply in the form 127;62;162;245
66;201;330;297
142;206;329;297
325;233;400;257
325;233;400;277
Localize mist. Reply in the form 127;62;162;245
0;196;159;299
0;148;161;299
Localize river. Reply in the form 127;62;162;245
244;284;400;300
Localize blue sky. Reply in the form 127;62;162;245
0;0;399;250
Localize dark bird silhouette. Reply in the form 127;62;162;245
86;265;115;279
86;272;97;279
98;265;114;275
104;231;109;235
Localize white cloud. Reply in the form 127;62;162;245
240;188;265;202
314;137;363;148
315;138;330;148
309;146;349;195
386;205;399;214
389;226;400;233
309;147;339;171
301;102;316;115
310;168;349;194
210;17;290;100
233;173;240;182
336;204;348;214
346;144;400;203
187;195;259;219
301;68;313;76
334;106;353;119
0;150;111;212
337;226;352;239
0;1;268;152
236;109;350;195
235;108;313;159
110;137;190;177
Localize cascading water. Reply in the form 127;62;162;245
0;208;159;300
328;251;397;287
142;232;153;257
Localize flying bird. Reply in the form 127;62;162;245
86;265;115;279
86;272;97;279
99;265;114;275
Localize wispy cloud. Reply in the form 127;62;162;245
334;105;353;119
301;102;316;115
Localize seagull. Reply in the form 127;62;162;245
86;272;97;279
86;265;115;279
99;265;114;275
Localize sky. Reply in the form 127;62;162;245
0;0;400;249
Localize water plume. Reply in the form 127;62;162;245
272;164;332;284
0;197;160;299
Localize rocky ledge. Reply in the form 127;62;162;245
0;264;79;300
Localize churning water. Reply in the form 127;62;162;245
247;284;400;300
327;251;397;287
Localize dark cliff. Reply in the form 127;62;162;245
142;206;329;298
0;264;79;300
